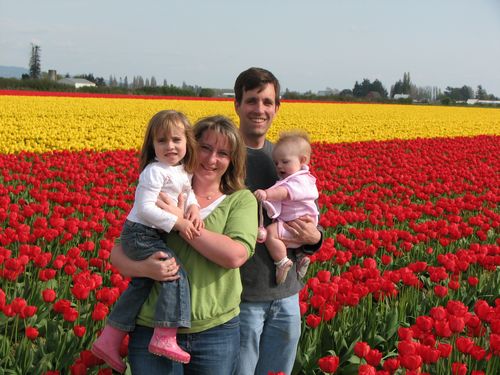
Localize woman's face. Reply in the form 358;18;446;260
195;129;231;184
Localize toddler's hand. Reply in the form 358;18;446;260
254;189;267;202
191;216;204;231
186;204;204;232
175;218;200;240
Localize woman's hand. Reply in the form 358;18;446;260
284;215;321;245
110;244;180;281
142;252;180;281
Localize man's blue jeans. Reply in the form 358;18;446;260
237;294;301;375
128;316;240;375
108;220;191;330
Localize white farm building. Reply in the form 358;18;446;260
58;78;96;89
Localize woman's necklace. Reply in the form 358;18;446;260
195;190;221;201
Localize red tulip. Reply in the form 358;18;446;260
69;361;87;375
397;340;416;355
305;314;321;328
490;333;500;355
0;288;5;309
63;307;79;322
383;358;400;373
11;297;27;314
455;337;474;354
53;299;72;314
365;348;382;366
470;345;486;361
91;302;109;321
317;355;339;373
434;320;452;338
451;362;467;375
20;305;37;318
467;276;479;287
429;306;447;321
316;270;331;283
354;341;371;358
42;288;57;303
398;327;413;341
437;342;453;358
25;326;39;340
358;364;376;375
71;283;91;300
73;325;86;338
399;354;422;371
434;285;448;298
415;316;434;332
449;316;465;333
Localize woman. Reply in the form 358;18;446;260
110;115;257;374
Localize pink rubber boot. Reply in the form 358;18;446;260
91;325;127;373
148;327;191;364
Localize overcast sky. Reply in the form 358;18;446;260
1;0;500;95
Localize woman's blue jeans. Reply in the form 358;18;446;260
128;316;240;375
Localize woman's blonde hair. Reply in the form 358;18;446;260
139;110;197;173
193;115;247;194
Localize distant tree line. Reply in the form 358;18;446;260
282;72;498;105
2;44;498;104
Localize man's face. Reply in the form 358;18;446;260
235;83;279;143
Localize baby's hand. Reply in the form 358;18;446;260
174;218;200;240
254;189;267;202
186;204;204;232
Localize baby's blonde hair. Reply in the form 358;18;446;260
274;130;312;164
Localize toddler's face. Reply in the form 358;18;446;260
153;125;187;166
272;145;303;179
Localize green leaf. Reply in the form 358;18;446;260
338;363;360;375
346;355;361;364
0;335;11;359
372;334;387;347
385;309;399;341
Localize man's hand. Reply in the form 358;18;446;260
284;215;321;245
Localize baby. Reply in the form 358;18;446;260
254;131;319;284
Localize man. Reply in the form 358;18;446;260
234;67;323;375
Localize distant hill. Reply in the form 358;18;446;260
0;65;29;78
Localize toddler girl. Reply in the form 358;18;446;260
254;131;319;285
92;110;202;372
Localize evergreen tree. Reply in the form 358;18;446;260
476;85;487;100
29;43;41;79
391;72;412;97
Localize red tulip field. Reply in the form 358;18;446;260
0;91;499;374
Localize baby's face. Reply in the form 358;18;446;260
272;145;303;179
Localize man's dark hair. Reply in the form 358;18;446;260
234;67;280;106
